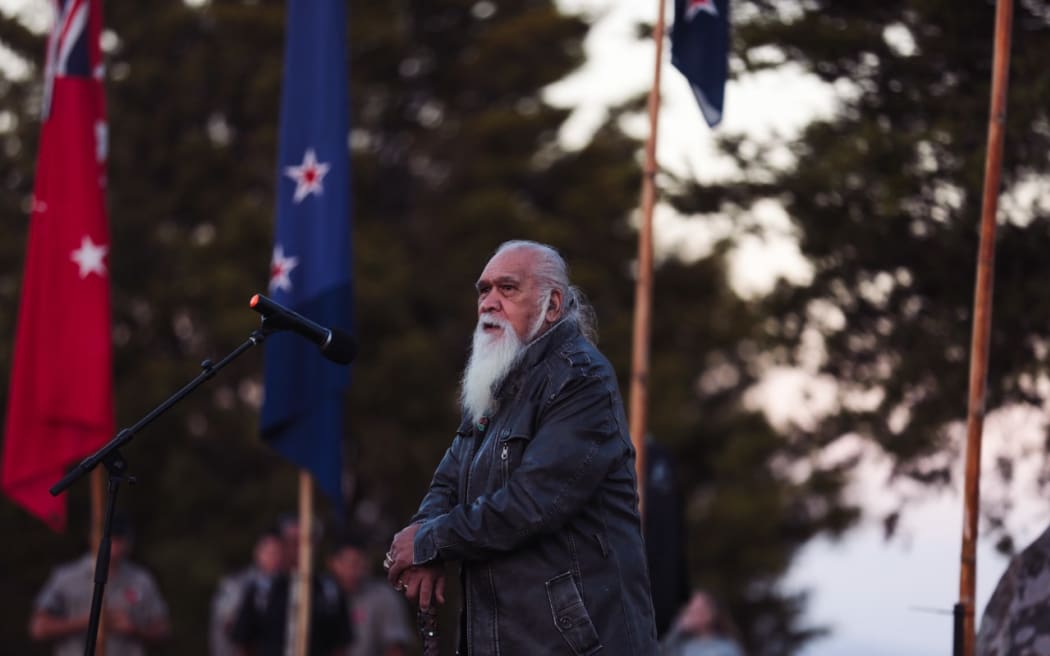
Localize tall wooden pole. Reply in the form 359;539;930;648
629;0;668;517
293;472;314;656
957;1;1013;654
90;468;107;652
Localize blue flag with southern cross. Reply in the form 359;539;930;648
671;0;729;127
262;0;352;505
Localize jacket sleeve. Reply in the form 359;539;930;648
413;374;630;564
410;435;465;524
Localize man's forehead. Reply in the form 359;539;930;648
478;249;534;283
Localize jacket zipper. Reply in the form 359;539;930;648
500;443;509;484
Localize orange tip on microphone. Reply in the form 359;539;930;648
250;294;260;308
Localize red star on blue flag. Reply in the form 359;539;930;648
269;244;299;293
284;148;331;203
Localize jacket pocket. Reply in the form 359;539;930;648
499;404;537;486
499;435;530;486
546;571;602;655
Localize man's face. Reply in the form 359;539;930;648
328;547;368;592
680;592;716;634
475;248;544;343
254;535;285;574
109;536;131;565
281;521;302;569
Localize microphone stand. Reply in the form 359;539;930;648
50;327;271;656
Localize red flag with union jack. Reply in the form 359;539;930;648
2;0;114;530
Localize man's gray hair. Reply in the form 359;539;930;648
494;240;598;343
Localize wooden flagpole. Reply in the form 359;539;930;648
293;471;314;656
90;468;107;651
956;1;1013;654
628;0;668;517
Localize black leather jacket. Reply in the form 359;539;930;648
412;320;659;655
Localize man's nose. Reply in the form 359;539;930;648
479;294;500;314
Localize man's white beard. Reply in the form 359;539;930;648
460;316;528;424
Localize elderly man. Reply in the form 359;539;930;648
385;240;658;655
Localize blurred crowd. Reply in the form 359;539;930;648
27;509;748;656
29;514;415;656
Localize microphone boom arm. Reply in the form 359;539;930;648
50;329;268;496
49;326;269;656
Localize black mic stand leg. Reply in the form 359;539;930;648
84;450;135;656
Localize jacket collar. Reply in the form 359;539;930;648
526;318;574;365
494;319;577;401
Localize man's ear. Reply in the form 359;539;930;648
545;289;563;322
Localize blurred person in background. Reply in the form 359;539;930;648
660;590;744;656
644;436;691;638
327;534;413;656
278;512;322;570
209;528;285;656
29;515;171;656
385;240;658;655
230;515;352;656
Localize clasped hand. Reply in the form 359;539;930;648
386;523;446;611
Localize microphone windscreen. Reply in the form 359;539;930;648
323;328;358;365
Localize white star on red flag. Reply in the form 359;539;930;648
686;0;718;20
270;244;299;292
70;235;108;279
284;148;331;203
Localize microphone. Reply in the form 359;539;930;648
249;293;357;365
